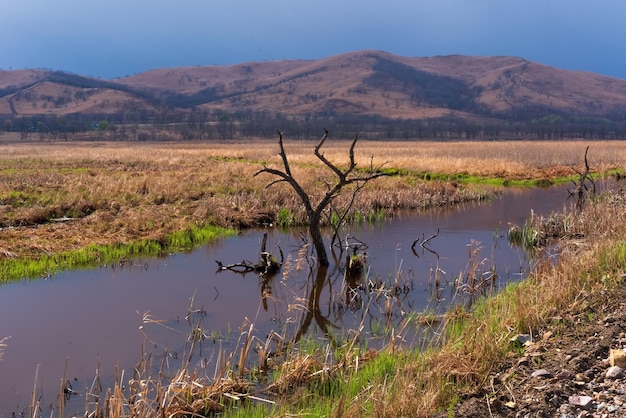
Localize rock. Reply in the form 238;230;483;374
606;365;624;379
531;369;552;378
556;369;573;380
596;392;608;402
610;349;626;367
604;315;617;324
510;333;533;347
575;372;590;382
442;287;626;418
568;394;593;409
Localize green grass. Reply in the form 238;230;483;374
277;207;294;228
0;224;235;282
221;348;407;417
408;169;616;188
360;165;548;186
594;242;626;280
508;223;540;249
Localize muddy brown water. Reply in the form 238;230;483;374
0;184;600;416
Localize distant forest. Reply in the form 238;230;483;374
3;108;626;141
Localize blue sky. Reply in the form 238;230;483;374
2;0;626;79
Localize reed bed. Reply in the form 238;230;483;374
360;190;626;416
2;139;622;277
509;185;626;250
2;139;623;175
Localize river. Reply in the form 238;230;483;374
0;183;584;416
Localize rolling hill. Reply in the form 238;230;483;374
2;50;626;139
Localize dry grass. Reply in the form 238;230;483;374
71;281;381;418
126;183;626;417
0;336;8;361
3;139;623;416
1;138;623;271
352;188;626;417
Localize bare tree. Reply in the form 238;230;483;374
255;129;387;267
568;145;596;209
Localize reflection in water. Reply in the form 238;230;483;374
0;183;599;416
290;265;339;347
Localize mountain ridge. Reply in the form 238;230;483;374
2;50;626;139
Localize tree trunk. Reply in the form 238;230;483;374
309;212;329;266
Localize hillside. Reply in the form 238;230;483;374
2;50;626;139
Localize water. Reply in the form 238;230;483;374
0;184;580;415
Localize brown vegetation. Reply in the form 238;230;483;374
3;139;626;417
332;186;626;417
0;139;623;265
5;51;626;120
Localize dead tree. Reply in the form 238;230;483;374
255;129;387;267
568;145;596;209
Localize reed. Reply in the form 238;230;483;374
5;139;626;416
0;336;7;361
2;140;618;267
222;189;626;417
24;188;626;417
509;187;626;251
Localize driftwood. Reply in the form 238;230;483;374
215;233;283;276
411;228;440;258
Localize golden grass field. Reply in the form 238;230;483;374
0;138;624;262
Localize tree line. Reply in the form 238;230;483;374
3;108;626;141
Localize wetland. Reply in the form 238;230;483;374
0;138;625;417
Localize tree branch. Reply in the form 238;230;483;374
314;128;346;180
276;130;292;178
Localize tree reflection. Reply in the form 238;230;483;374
289;265;340;347
215;232;419;351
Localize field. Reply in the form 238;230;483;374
1;138;623;269
1;138;626;416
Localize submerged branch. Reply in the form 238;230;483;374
412;228;440;258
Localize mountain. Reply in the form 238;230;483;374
2;50;626;139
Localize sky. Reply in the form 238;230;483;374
2;0;626;80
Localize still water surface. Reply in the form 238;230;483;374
0;184;578;415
